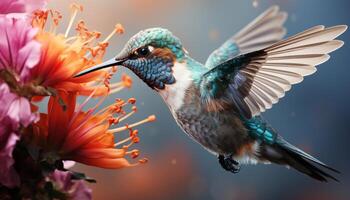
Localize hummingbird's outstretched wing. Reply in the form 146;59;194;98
200;25;347;119
205;6;287;69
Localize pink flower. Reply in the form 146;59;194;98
0;17;41;83
0;82;37;188
0;83;19;188
0;127;20;188
9;96;37;126
0;82;36;127
0;83;17;127
49;170;92;200
0;7;43;189
0;0;47;15
22;0;48;14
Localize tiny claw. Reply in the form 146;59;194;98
218;154;240;174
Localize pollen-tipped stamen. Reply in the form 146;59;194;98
65;4;83;38
68;82;107;128
108;75;133;94
108;115;156;133
118;107;137;122
126;149;140;159
109;86;125;94
102;24;125;44
109;82;123;89
114;137;133;147
48;10;62;33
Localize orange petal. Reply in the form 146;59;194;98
73;148;126;159
72;157;134;169
47;91;76;149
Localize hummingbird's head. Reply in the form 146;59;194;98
76;28;187;90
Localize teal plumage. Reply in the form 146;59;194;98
75;6;347;182
244;116;276;144
117;28;186;61
205;40;240;68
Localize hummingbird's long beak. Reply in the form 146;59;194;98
74;58;126;77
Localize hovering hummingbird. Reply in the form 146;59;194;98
76;6;347;181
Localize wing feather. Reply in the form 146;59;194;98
200;25;347;118
205;6;287;68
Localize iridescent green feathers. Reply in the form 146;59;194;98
200;25;347;119
116;28;185;61
113;7;347;121
97;6;345;182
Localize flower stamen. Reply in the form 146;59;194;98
102;24;125;44
126;149;140;159
65;4;83;38
108;115;156;133
118;106;137;122
114;137;133;147
48;10;62;33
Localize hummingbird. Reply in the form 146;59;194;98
76;6;347;182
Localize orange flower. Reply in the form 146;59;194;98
29;90;155;169
29;4;126;96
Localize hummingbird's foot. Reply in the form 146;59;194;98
218;154;240;173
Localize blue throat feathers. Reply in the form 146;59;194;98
123;55;175;90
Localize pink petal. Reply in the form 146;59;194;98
0;17;41;83
17;37;41;81
0;0;25;14
20;0;48;13
49;170;92;200
0;83;17;127
7;96;37;127
70;181;93;200
0;132;20;188
0;0;47;15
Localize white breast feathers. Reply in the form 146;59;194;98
158;62;193;111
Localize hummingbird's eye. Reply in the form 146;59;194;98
134;45;154;57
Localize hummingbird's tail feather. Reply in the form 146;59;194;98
259;138;340;182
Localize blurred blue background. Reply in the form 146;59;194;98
48;0;350;199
